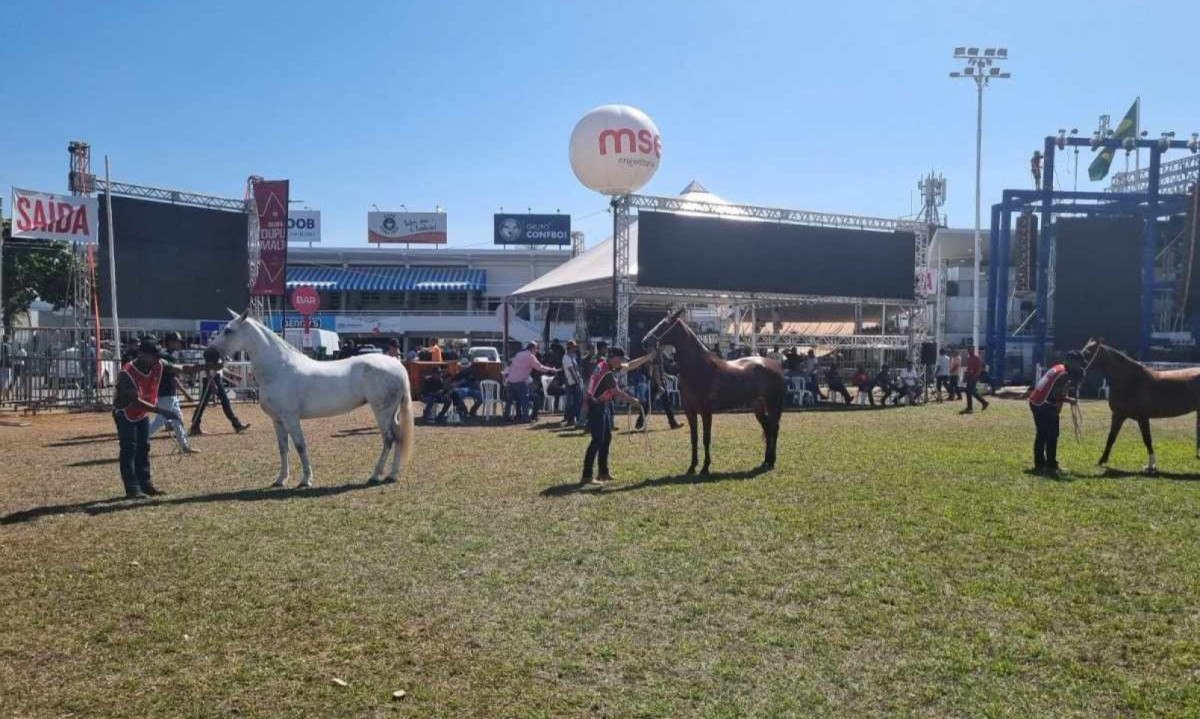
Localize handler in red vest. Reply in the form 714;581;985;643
112;339;198;499
580;347;654;486
1028;350;1084;475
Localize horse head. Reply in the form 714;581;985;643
208;307;254;357
643;307;688;348
1080;335;1106;375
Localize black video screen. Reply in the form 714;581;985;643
1053;216;1142;355
98;195;249;321
637;211;915;300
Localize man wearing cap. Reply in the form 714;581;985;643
1028;350;1084;475
189;346;250;436
580;347;654;485
112;339;190;498
147;331;200;455
385;338;402;359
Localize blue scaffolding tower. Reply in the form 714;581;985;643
986;135;1198;383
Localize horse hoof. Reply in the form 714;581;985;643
298;481;313;489
700;469;710;477
1144;466;1159;476
685;468;696;476
271;480;287;488
366;477;382;486
382;476;398;484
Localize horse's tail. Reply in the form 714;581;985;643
394;389;416;470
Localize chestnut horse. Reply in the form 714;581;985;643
644;309;786;474
1081;337;1200;473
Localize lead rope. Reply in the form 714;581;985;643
1070;392;1085;443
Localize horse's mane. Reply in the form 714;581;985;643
1097;342;1151;376
247;317;303;356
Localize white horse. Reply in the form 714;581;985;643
208;310;414;488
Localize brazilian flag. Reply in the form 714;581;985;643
1089;99;1139;181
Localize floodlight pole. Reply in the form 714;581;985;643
951;47;1009;353
972;77;983;353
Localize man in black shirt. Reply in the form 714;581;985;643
437;361;482;422
147;332;199;454
420;367;447;423
190;346;250;436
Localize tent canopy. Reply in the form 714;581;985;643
510;181;733;301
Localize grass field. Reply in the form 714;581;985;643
3;398;1200;718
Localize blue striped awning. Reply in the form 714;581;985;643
286;266;486;292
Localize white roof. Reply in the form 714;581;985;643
929;227;992;264
510;182;735;300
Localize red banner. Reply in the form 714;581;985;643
251;180;289;296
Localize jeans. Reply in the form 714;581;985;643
147;395;190;449
191;373;242;431
582;404;613;479
965;378;988;410
563;384;583;425
438;388;481;420
113;411;151;495
505;381;530;422
1031;403;1060;469
856;383;875;405
421;394;443;421
640;387;678;426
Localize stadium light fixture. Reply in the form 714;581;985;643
950;45;1011;351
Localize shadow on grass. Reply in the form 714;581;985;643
540;465;770;497
66;457;120;468
46;432;120;448
0;481;376;525
1098;467;1200;482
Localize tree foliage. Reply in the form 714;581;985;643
2;220;76;329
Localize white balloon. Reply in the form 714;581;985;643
569;104;661;195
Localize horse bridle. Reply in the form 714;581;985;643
1081;344;1102;375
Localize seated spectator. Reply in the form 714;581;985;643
437;360;482;422
852;366;874;405
420;367;447;422
875;364;902;406
898;364;924;405
825;364;852;404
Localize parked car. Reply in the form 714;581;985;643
467;346;500;363
356;345;383;355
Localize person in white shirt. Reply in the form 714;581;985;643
561;340;584;426
934;348;952;402
898;365;922;405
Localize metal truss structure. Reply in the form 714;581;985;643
93;178;247;211
245;176;265;319
701;331;912;351
611;193;932;357
987;135;1197;382
1110;153;1200;195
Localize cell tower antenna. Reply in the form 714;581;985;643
917;172;947;226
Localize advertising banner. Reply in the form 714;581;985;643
368;211;447;244
287;210;321;243
267;312;336;331
493;214;571;245
250;180;289;296
11;188;100;243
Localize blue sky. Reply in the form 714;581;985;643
3;0;1197;249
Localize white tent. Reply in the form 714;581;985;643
510;181;735;300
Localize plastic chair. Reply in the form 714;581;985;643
663;374;681;408
787;377;814;407
478;380;502;420
541;375;560;413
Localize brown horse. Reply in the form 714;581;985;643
1081;337;1200;473
643;309;786;475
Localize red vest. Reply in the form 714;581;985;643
587;368;616;403
1029;363;1067;407
119;360;163;421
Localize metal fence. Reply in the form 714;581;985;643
0;327;146;413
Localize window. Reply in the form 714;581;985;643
446;292;467;308
360;292;381;307
417;292;440;308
